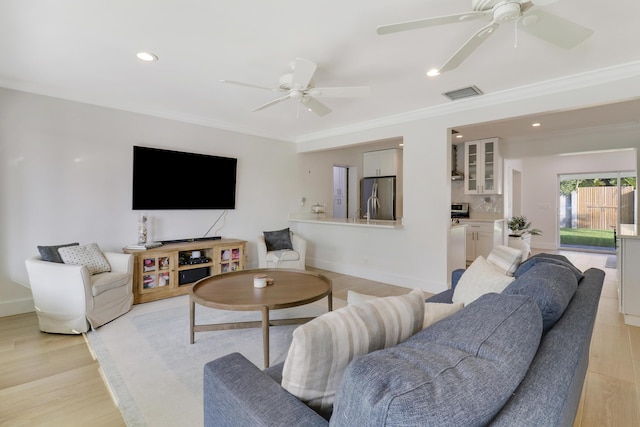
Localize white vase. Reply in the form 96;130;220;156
508;233;532;260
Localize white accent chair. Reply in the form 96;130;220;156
25;252;134;334
257;232;307;270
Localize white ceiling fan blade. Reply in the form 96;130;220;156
251;94;292;112
532;0;559;5
519;9;593;49
377;11;490;35
301;96;331;116
220;80;276;91
438;22;500;74
310;86;371;98
292;58;317;89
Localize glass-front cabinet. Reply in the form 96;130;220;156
464;138;502;195
140;253;174;292
216;244;245;273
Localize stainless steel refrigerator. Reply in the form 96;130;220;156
360;176;396;220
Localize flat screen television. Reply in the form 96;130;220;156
132;145;237;210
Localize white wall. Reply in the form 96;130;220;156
0;88;298;316
3;65;640;316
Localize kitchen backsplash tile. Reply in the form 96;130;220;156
451;181;503;216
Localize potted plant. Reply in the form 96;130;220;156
507;215;542;237
507;215;542;259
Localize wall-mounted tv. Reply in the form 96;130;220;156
132;145;237;210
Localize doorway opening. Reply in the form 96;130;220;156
558;172;636;253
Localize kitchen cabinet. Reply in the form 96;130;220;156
363;149;399;177
464;138;502;195
459;219;504;263
618;235;640;326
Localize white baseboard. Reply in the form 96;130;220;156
0;297;35;317
307;257;447;296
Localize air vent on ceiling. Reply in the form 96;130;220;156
443;86;483;101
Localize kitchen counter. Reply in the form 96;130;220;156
617;232;640;326
458;217;505;223
289;216;403;229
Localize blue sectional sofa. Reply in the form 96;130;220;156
203;254;604;426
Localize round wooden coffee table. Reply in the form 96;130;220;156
189;268;332;368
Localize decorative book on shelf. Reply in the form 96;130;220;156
125;242;163;250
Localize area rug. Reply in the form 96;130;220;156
86;295;329;427
605;255;617;269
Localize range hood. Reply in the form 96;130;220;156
451;143;464;181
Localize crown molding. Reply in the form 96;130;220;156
294;61;640;143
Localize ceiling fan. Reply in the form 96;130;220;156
221;58;371;117
377;0;594;75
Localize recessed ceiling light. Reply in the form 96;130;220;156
136;51;158;62
532;122;541;127
426;69;440;77
456;134;463;138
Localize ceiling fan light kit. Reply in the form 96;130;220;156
222;57;371;117
377;0;593;75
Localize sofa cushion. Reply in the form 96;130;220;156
452;256;514;306
515;253;584;282
263;228;293;251
348;290;463;329
282;288;424;417
58;242;111;275
265;250;299;263
91;271;131;297
487;245;523;276
37;242;79;263
504;262;578;333
331;293;543;427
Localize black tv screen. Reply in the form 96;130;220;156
132;146;237;210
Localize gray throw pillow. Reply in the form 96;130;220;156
37;242;80;263
504;262;578;333
263;228;293;251
514;253;584;282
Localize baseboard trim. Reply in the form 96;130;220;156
307;257;447;296
0;297;35;317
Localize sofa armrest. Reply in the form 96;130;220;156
291;233;307;260
204;352;328;427
257;235;268;268
104;252;133;274
25;257;92;314
451;268;465;289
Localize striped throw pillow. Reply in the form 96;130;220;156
487;245;523;276
347;290;463;329
282;288;424;416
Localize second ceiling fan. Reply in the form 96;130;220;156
222;58;371;117
377;0;594;75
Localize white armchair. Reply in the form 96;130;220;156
257;232;307;270
25;252;134;334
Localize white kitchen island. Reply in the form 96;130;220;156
289;216;403;229
448;224;467;287
617;227;640;326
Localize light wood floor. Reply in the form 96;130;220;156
1;250;637;426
